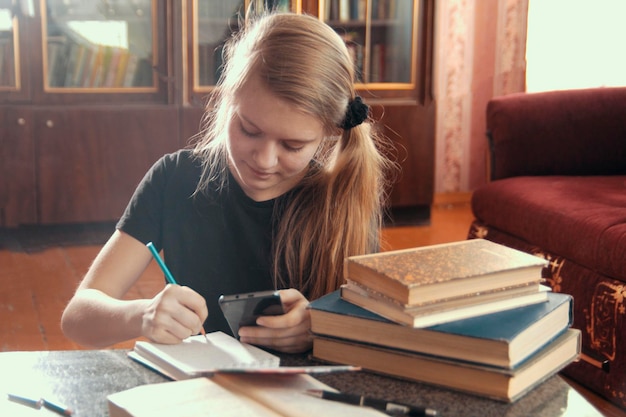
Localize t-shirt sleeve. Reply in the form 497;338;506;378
116;154;171;248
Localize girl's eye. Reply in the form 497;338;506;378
240;122;261;137
283;142;305;153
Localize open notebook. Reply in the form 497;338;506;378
129;331;357;381
129;331;280;380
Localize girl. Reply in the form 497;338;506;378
61;11;395;353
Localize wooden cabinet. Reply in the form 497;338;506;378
0;105;179;226
34;106;179;224
0;0;434;227
1;0;176;226
0;107;37;226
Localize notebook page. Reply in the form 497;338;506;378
133;331;280;376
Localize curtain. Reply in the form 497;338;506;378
434;0;528;194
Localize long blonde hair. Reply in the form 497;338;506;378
193;12;396;300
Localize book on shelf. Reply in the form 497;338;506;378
372;0;396;19
108;372;388;417
344;239;548;306
87;45;102;87
99;45;115;87
370;42;386;82
122;53;140;87
46;37;66;86
340;32;364;82
326;0;366;21
103;46;122;87
128;331;280;381
312;328;581;403
339;0;350;21
113;49;131;87
62;42;82;87
353;0;366;20
74;45;93;86
309;290;573;369
340;280;549;327
325;0;339;20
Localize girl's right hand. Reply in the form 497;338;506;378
141;284;209;344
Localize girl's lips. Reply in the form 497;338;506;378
248;165;274;179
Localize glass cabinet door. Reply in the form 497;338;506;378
191;0;293;96
43;0;157;91
193;1;243;90
0;1;19;90
320;0;416;88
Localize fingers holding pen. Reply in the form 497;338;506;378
176;284;209;325
142;284;208;344
142;242;209;343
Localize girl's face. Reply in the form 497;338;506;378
226;75;325;202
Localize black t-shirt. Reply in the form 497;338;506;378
117;149;280;335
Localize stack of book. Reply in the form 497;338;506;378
309;239;581;402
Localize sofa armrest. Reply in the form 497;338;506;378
487;87;626;180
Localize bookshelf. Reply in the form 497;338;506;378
43;1;158;91
322;0;415;85
0;0;175;227
37;0;168;102
313;0;435;223
0;0;434;227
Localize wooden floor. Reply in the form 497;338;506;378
1;201;624;417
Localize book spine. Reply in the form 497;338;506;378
123;54;140;87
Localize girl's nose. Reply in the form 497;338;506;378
253;140;278;169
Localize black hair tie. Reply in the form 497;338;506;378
340;96;369;130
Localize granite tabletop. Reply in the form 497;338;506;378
0;349;602;417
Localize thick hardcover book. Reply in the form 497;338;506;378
341;281;548;327
344;239;548;305
312;328;581;403
129;331;280;381
108;373;387;417
309;290;573;368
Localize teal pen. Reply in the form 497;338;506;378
146;242;176;284
146;242;209;341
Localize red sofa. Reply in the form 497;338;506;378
468;87;626;409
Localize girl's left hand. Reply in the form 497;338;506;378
237;288;312;353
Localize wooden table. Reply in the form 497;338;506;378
0;349;603;417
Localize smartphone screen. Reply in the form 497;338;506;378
218;290;284;337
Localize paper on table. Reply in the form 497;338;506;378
108;377;278;417
214;373;388;417
108;374;388;417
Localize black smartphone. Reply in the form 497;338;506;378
218;290;285;338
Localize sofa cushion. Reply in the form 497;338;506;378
487;87;626;179
471;175;626;281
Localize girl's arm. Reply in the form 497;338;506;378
61;230;207;348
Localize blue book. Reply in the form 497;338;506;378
309;290;573;369
313;329;581;402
